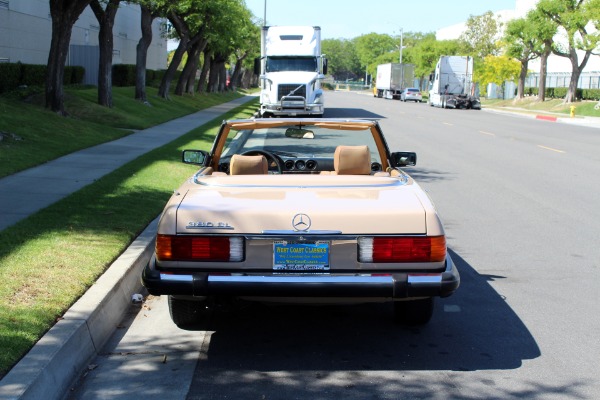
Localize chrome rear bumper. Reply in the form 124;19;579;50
143;254;460;299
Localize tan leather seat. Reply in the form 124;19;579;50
229;154;268;175
333;145;372;175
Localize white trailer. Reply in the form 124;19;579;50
255;26;327;117
375;63;414;99
428;56;480;109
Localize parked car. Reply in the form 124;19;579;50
142;118;459;329
401;88;423;102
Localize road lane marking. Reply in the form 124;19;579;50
479;130;496;136
443;122;453;126
537;145;565;153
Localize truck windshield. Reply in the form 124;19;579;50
266;56;317;72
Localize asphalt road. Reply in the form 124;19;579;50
67;91;600;400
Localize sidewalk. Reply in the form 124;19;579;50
0;96;255;400
0;95;256;232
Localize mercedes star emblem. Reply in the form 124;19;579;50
292;213;311;231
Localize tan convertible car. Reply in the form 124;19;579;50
142;118;459;329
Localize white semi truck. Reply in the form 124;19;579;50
428;56;480;109
255;25;327;117
374;63;415;99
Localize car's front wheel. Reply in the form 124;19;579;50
393;297;434;325
168;296;212;329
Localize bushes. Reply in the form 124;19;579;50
112;64;165;88
0;63;85;94
523;87;600;100
0;63;22;93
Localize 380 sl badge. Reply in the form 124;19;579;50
186;221;234;230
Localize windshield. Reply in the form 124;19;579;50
266;56;318;72
220;123;381;162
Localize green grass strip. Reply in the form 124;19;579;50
0;97;259;378
0;87;246;178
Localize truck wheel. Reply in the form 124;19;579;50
393;297;434;326
168;296;212;329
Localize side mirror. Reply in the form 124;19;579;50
322;58;328;75
182;149;209;165
254;57;261;75
391;151;417;167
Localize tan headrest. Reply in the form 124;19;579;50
229;154;268;175
334;145;371;175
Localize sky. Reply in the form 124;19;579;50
244;0;518;40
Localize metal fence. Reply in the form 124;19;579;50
525;71;600;89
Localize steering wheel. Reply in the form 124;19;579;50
240;150;283;174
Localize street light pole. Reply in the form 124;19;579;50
263;0;267;26
399;28;403;64
399;28;404;89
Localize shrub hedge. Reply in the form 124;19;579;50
0;61;166;94
0;62;85;93
524;87;600;100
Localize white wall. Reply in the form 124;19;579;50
0;0;166;70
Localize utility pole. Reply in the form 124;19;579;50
399;28;403;64
263;0;267;26
399;28;404;90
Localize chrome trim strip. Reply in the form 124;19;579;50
407;275;443;284
261;230;342;235
160;274;193;282
208;275;394;284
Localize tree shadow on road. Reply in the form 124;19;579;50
181;249;572;399
324;108;385;119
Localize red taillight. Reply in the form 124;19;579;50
156;235;243;261
359;236;446;262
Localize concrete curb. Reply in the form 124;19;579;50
0;218;158;400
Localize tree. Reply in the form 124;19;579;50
133;1;166;103
478;55;521;98
526;8;558;102
46;0;93;115
504;17;539;101
158;0;208;99
90;0;121;108
193;0;254;94
321;38;361;80
537;0;600;103
412;36;461;88
354;33;397;80
459;11;503;59
228;16;260;90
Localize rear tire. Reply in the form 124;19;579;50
393;297;434;326
168;296;211;329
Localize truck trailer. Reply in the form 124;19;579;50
375;63;415;99
428;56;480;109
255;25;327;117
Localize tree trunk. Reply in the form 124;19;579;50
158;12;190;99
515;59;528;101
537;47;551;102
219;64;227;92
158;38;188;98
91;0;120;108
208;53;226;93
46;0;92;115
175;39;207;96
197;52;211;94
564;47;591;103
230;54;248;92
240;69;252;89
135;5;155;103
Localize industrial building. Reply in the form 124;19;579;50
0;0;167;85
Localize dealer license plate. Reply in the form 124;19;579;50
273;241;330;271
